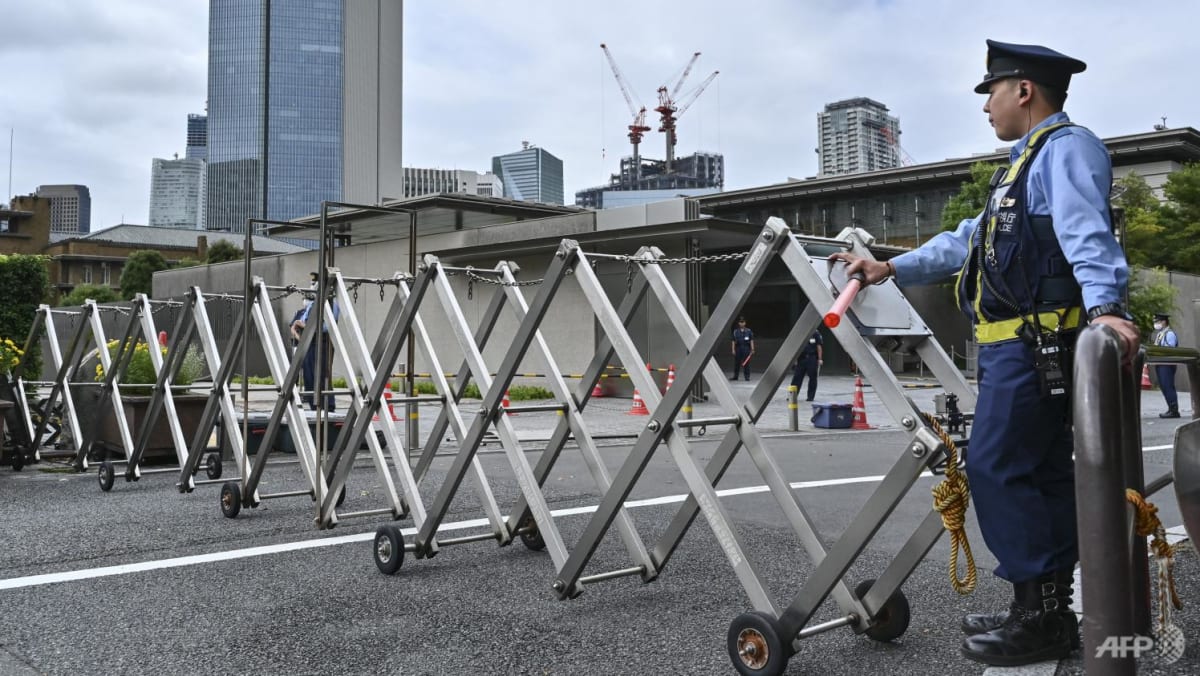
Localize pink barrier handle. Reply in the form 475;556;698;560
824;273;865;328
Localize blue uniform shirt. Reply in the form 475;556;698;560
890;112;1127;312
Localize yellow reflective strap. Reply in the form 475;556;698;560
974;307;1082;344
1001;123;1070;184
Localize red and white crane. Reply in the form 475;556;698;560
655;52;717;173
600;44;653;180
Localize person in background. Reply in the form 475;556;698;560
790;330;824;401
290;272;340;411
1153;312;1180;418
730;316;755;381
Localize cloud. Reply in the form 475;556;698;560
2;0;1198;229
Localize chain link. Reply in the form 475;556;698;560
464;269;544;287
612;252;749;265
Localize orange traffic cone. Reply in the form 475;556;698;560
385;382;398;421
1142;364;1153;390
851;376;871;430
627;388;649;415
591;379;605;398
664;364;676;393
502;388;515;416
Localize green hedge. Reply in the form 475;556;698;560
0;254;50;377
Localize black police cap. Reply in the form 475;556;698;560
1155;312;1170;322
975;40;1086;94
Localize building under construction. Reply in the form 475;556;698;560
574;151;724;209
577;44;723;209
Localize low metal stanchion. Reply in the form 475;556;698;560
787;385;799;431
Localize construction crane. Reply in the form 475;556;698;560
655;52;716;174
600;44;652;181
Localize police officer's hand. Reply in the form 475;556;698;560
829;253;893;285
1091;315;1142;363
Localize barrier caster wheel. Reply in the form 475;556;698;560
854;579;911;642
519;519;546;552
728;611;789;676
205;453;222;480
374;525;405;575
98;461;115;492
11;450;25;471
220;481;242;519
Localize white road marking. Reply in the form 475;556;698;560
0;472;906;591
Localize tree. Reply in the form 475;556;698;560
1113;172;1166;268
59;283;120;307
1157;163;1200;273
206;240;243;264
1128;268;1177;336
941;162;1002;232
174;257;203;269
119;250;168;300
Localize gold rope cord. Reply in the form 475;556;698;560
925;413;977;594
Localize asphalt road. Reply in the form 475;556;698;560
0;412;1196;675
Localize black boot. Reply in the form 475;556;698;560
961;569;1080;649
961;575;1074;666
1160;407;1181;419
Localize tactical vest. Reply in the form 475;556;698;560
955;123;1083;342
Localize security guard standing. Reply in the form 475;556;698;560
833;40;1140;666
730;317;755;380
1153;312;1180;418
790;330;824;401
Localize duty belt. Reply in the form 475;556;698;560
974;306;1083;345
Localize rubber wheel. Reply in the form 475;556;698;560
220;481;242;519
519;519;546;552
10;450;25;471
205;453;222;480
374;525;405;575
854;579;911;642
98;460;115;492
727;611;789;676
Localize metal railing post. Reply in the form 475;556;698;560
1074;325;1136;676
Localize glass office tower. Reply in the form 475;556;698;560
492;144;564;205
206;0;403;232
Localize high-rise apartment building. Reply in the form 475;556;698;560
206;0;403;232
149;156;207;229
186;114;208;161
35;184;91;234
817;98;901;176
401;168;502;199
492;143;564;205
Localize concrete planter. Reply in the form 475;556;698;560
76;388;208;460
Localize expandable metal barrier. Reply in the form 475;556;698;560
357;218;979;676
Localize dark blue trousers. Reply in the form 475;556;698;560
791;357;819;400
1156;364;1179;409
733;349;752;380
302;338;335;411
968;340;1077;583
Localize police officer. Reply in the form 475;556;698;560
790;330;823;401
1153;312;1180;418
832;40;1140;666
730;316;755;380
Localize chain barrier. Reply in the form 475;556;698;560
464;268;543;301
613;251;749;291
924;412;977;594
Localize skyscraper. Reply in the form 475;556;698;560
206;0;403;232
149;156;206;229
492;143;564;205
35;184;91;234
186;114;208;161
817;98;901;177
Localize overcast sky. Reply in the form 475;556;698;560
2;0;1198;230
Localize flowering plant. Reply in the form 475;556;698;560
93;339;205;396
0;338;23;378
